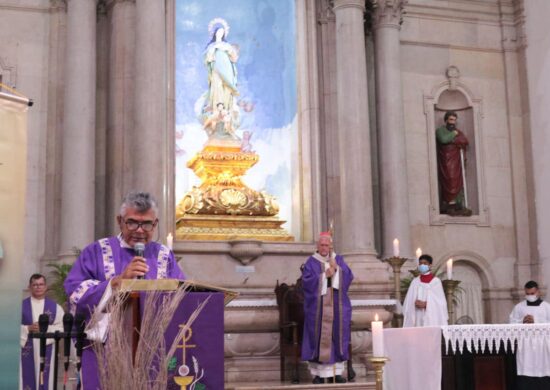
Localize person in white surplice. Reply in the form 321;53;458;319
403;254;448;327
510;280;550;324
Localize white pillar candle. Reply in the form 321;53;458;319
392;238;400;257
447;258;453;280
167;232;173;250
415;247;422;265
372;313;384;357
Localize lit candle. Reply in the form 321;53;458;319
447;258;453;280
392;238;400;257
167;233;173;250
415;247;422;265
372;313;384;357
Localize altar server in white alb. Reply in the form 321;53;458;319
403;254;448;327
510;280;550;324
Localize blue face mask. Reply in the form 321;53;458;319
418;264;430;274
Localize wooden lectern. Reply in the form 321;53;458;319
118;279;237;389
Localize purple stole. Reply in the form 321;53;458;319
21;297;57;390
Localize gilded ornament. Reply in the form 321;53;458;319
219;189;248;210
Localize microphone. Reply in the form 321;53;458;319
134;242;145;279
74;314;85;373
63;313;74;372
38;313;49;383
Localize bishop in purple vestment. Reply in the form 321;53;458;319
20;273;64;390
64;192;185;390
301;232;353;384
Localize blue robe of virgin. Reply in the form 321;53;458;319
301;254;353;364
64;236;185;390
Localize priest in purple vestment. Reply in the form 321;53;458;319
20;273;64;390
301;232;353;384
64;191;185;390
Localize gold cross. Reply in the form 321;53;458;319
176;324;196;364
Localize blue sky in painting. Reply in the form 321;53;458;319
175;0;296;131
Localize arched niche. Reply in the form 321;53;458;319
424;66;489;226
435;251;495;324
453;262;484;324
435;92;479;215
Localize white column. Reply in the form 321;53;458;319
59;0;97;258
524;1;550;289
373;0;412;259
333;0;382;278
498;3;535;287
134;0;167;228
106;0;136;234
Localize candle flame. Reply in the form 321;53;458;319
375;313;379;321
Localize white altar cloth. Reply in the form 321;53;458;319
383;326;442;390
442;323;550;377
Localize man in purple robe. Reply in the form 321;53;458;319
20;273;64;390
64;191;185;390
301;232;353;384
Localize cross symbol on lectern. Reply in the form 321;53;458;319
176;324;196;364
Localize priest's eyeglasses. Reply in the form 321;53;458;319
124;219;157;232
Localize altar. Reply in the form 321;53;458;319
383;324;550;390
442;323;550;390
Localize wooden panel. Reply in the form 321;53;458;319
442;355;456;390
474;356;506;390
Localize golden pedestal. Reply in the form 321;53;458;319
176;144;293;241
384;256;408;327
442;279;461;325
368;357;389;390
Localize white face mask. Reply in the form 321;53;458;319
526;294;538;303
418;264;430;275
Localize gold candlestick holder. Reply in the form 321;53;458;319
384;256;408;327
442;279;461;324
369;356;389;390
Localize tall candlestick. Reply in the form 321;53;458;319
415;247;422;265
447;258;453;280
371;313;384;357
392;238;400;257
167;233;173;250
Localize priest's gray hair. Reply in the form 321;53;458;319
120;191;158;217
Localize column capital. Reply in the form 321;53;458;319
333;0;366;13
97;0;107;16
373;0;407;29
318;0;335;24
104;0;135;6
66;0;102;4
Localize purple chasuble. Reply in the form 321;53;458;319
21;297;57;390
64;236;185;390
301;254;353;364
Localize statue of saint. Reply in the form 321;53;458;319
436;111;472;216
201;18;240;141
